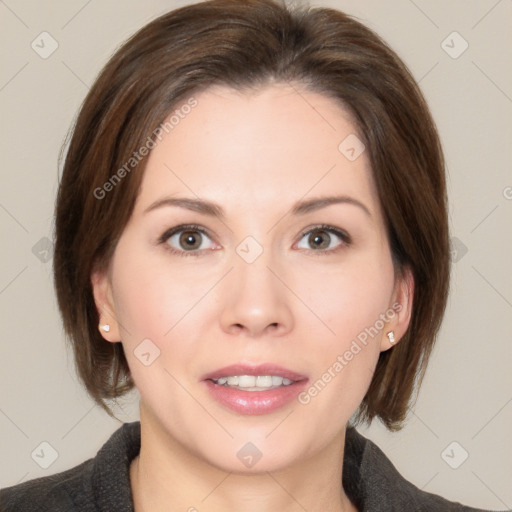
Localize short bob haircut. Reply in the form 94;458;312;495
53;0;449;431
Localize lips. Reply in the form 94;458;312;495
200;363;308;383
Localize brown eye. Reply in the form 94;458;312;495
296;226;350;252
162;225;216;254
178;230;203;250
307;230;332;250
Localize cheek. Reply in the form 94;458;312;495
110;231;210;334
109;253;200;404
303;255;395;345
109;244;220;387
296;255;394;407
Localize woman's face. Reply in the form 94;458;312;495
92;83;412;473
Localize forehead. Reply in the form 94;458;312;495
134;83;378;218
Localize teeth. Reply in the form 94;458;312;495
271;375;281;386
212;375;294;389
257;375;273;387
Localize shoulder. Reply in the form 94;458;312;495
0;459;94;512
1;421;140;512
344;426;504;512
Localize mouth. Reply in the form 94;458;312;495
201;363;308;390
201;363;309;415
209;374;295;391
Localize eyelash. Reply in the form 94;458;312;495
157;223;352;258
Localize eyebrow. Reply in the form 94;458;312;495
143;195;371;219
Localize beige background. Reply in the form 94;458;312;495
1;0;511;509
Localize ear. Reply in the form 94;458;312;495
90;265;121;343
380;265;414;352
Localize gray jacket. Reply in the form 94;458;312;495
0;421;506;511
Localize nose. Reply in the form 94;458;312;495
218;249;294;338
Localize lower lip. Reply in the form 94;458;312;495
204;379;309;415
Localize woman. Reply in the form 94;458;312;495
0;0;506;510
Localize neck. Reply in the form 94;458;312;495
130;402;358;512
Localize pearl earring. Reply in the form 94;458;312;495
100;324;110;333
387;331;395;344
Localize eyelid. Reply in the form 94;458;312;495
157;223;212;245
158;224;219;258
298;224;351;242
295;224;352;253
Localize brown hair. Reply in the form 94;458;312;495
53;0;449;431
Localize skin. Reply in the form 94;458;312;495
92;83;413;512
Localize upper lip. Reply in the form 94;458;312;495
200;363;308;382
